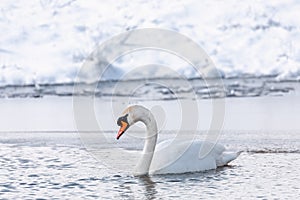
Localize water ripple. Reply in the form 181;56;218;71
0;138;300;199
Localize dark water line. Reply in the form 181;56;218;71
245;150;300;154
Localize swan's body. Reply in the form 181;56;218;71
150;139;239;175
116;105;240;176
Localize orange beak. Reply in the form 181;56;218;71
116;121;128;140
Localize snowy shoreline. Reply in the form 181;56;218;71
0;76;298;98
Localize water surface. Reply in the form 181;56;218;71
1;130;299;199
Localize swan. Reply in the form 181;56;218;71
116;105;240;176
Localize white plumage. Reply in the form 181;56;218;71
116;105;240;176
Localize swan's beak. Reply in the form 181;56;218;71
117;121;128;140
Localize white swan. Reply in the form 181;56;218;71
116;105;240;176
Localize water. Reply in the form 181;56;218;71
0;77;299;199
1;130;300;199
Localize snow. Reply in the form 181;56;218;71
1;0;300;86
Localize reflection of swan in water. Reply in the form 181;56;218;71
116;105;240;176
138;175;157;199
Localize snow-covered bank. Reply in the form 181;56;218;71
1;0;300;86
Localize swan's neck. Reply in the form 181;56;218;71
134;111;158;176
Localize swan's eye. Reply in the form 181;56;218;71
117;118;122;126
117;114;128;126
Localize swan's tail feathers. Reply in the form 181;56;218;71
216;151;242;167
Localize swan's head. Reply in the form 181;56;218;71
116;105;149;140
116;113;130;140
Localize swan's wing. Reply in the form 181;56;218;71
151;139;189;168
198;141;241;167
156;140;225;155
197;141;225;151
150;140;228;174
155;139;173;151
